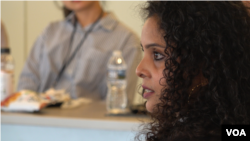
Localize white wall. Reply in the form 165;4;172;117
1;1;145;104
26;1;64;53
1;1;25;91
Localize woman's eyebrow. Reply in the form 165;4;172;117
141;43;165;49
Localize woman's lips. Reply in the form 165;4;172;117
142;85;155;99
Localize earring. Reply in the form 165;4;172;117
188;81;208;103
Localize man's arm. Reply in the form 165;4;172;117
17;34;45;92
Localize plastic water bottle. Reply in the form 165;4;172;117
106;50;128;114
1;48;14;102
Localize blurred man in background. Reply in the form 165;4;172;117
1;21;9;48
18;1;141;105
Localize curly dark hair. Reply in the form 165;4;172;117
136;1;250;141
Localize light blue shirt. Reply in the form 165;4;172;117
18;12;141;104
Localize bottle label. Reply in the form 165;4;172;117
0;70;14;102
108;69;126;79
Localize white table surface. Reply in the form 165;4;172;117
1;100;149;131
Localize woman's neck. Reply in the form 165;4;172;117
74;3;106;27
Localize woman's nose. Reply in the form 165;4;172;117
136;58;150;79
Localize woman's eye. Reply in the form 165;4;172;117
154;52;165;60
141;46;144;52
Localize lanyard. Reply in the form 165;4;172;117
53;11;104;87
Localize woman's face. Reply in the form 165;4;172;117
136;16;167;113
63;1;97;12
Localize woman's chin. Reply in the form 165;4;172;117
145;101;155;113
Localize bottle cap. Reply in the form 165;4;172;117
1;48;10;54
112;50;122;56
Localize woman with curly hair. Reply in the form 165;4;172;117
136;1;250;141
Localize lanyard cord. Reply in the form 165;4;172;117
53;11;104;87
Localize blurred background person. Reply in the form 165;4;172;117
1;21;9;48
17;1;141;105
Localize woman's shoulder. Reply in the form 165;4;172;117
39;19;72;39
115;21;138;39
104;13;138;39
